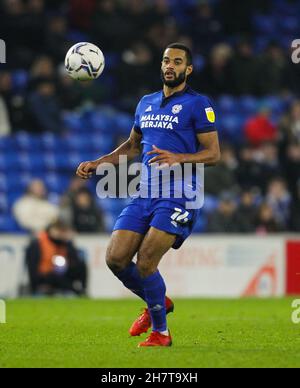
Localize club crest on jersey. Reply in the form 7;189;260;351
205;107;215;123
172;104;182;115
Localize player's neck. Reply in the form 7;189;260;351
163;82;187;98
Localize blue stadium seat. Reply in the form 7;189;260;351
51;154;71;170
261;96;285;115
67;30;90;43
0;214;24;233
67;153;89;170
254;36;271;53
0;153;22;170
0;174;8;191
103;213;116;232
41;132;60;150
192;213;207;233
5;173;30;192
14;132;42;151
7;192;23;209
44;174;69;194
63;112;84;132
253;14;276;34
278;16;299;33
90;111;115;133
0;193;8;212
273;0;300;16
97;197;129;216
66;134;90;151
89;134;115;154
47;137;70;153
11;70;29;91
219;114;245;144
278;34;296;49
104;53;121;69
46;137;71;153
203;195;219;214
0;137;14;152
217;95;236;114
239;96;258;115
115;113;133;136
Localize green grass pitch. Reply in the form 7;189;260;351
0;298;299;368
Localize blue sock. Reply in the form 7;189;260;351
114;262;146;301
141;271;167;332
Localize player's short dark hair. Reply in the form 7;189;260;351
165;43;193;66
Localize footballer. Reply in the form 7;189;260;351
76;43;221;347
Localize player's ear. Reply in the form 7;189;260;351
186;65;193;76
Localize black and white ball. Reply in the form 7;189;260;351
65;42;105;81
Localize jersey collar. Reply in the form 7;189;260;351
160;85;191;107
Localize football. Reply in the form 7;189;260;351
65;42;105;81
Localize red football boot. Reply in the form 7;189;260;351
138;330;172;347
129;296;174;337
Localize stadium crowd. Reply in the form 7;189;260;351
1;0;300;235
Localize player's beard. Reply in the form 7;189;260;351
160;69;187;88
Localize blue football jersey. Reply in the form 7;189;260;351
133;85;217;200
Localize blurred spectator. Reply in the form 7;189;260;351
244;108;278;147
123;0;153;43
290;180;300;232
206;191;241;233
70;188;105;233
266;178;291;228
22;0;47;53
188;1;222;55
13;179;59;233
60;177;88;224
69;0;96;30
235;189;258;233
90;0;129;52
255;202;284;234
148;0;170;25
26;220;87;295
283;46;300;95
45;16;71;65
118;42;157;110
30;55;56;80
57;69;83;110
237;143;261;189
1;0;47;68
279;100;300;145
284;143;300;198
257;42;287;95
146;20;179;65
218;0;256;36
0;72;27;131
205;143;239;195
0;96;11;136
57;64;107;109
237;142;281;192
256;142;283;191
197;43;233;96
1;0;30;68
230;39;259;95
26;77;63;134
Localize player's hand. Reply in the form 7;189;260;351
76;160;99;179
147;145;183;167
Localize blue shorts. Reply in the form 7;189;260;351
113;197;199;249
